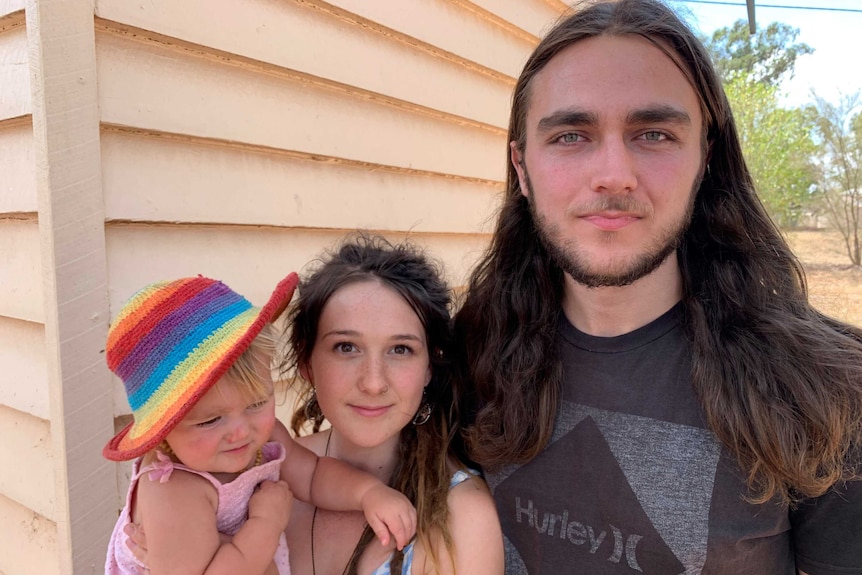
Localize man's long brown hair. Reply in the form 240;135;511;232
453;0;862;505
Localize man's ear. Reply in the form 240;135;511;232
510;141;529;198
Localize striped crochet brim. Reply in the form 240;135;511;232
102;272;298;461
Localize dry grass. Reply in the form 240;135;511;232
784;229;862;327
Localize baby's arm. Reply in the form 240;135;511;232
271;421;417;549
136;469;291;575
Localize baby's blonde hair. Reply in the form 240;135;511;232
225;323;277;402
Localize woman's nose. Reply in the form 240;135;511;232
357;356;389;395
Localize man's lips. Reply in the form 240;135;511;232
582;212;640;231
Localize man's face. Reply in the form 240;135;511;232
512;34;705;288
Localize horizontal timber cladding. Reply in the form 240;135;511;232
451;0;567;39
0;21;29;122
94;0;515;128
0;118;35;213
0;492;59;575
101;128;502;233
105;224;490;317
95;29;505;182
0;218;43;323
0;404;53;520
0;316;49;419
0;2;26;19
319;0;537;77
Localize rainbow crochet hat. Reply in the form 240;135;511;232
103;273;298;461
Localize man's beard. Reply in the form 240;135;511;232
522;166;699;289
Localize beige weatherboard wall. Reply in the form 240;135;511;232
0;0;568;573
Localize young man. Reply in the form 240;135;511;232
453;0;862;572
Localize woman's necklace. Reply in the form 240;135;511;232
311;430;366;575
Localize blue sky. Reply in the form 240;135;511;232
668;0;862;107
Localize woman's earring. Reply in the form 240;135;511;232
304;389;325;426
412;392;432;426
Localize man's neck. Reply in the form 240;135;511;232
562;255;683;337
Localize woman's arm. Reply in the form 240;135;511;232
136;471;291;575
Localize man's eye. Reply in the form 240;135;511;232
641;131;668;141
559;133;581;143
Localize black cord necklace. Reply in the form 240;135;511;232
311;430;367;575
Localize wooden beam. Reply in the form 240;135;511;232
25;0;117;572
746;0;756;33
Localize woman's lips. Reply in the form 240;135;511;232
350;405;391;417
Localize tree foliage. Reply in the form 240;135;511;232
704;20;818;227
725;78;818;227
704;20;813;86
813;94;862;265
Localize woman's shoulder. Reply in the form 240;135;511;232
292;428;330;455
444;461;495;515
417;463;504;574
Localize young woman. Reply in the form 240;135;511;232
281;234;504;575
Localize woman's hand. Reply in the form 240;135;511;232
124;522;149;566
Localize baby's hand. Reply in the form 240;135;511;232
249;479;293;532
360;484;417;550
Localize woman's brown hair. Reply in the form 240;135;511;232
281;233;460;572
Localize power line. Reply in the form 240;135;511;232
676;0;862;13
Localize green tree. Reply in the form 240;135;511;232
705;20;813;86
726;78;818;227
704;20;819;227
813;93;862;265
725;76;818;227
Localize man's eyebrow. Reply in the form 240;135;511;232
536;109;599;133
627;106;691;126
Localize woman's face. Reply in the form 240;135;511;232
304;280;431;450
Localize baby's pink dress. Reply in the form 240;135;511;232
105;441;290;574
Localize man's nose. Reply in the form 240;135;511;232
590;138;637;194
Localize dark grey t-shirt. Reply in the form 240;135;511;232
486;305;862;574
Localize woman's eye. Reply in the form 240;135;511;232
392;344;413;355
196;417;220;428
335;342;356;353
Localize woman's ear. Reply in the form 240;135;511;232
299;362;312;383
